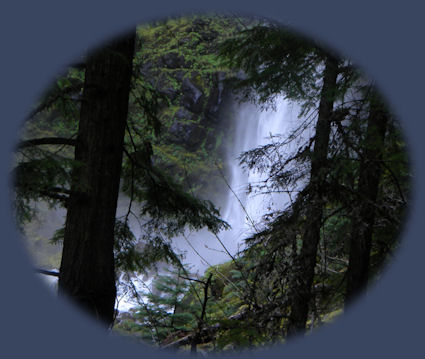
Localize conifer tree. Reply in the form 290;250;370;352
133;268;196;344
219;20;408;336
57;33;136;325
13;25;228;327
345;92;390;302
286;55;338;335
220;22;344;334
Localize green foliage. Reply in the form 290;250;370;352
114;19;410;353
219;23;321;107
15;15;236;277
26;68;83;136
121;149;229;238
119;268;197;344
113;220;143;272
219;22;360;116
14;15;411;352
12;64;84;227
217;20;410;340
12;153;76;225
132;15;241;198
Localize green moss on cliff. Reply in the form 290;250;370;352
134;15;241;200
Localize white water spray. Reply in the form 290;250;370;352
170;96;300;274
117;96;301;311
33;95;302;312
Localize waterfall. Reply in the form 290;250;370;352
33;95;301;312
169;95;300;274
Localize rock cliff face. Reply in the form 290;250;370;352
136;16;240;198
163;70;228;152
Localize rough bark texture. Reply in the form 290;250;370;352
287;56;338;336
345;94;388;303
58;34;135;326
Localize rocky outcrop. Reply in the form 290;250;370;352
169;108;205;151
204;71;227;124
136;16;239;197
181;75;205;114
141;59;230;157
160;51;192;69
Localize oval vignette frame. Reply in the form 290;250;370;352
0;1;424;359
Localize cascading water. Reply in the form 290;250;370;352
35;95;301;312
222;97;299;243
169;95;300;274
116;96;300;311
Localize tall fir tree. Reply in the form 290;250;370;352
58;33;135;325
345;91;389;302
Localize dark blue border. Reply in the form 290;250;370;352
1;1;423;358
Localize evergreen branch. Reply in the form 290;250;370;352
28;82;82;119
379;161;407;205
161;308;249;350
126;276;162;341
38;190;69;205
17;137;77;150
212;232;260;308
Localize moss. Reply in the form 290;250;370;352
133;15;241;198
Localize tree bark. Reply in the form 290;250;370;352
345;93;388;303
287;56;338;336
58;33;135;326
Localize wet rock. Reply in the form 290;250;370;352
174;70;186;82
153;73;179;101
169;108;205;151
181;76;205;113
160;52;191;69
174;107;192;121
199;30;218;42
140;60;155;77
204;71;227;124
159;86;179;101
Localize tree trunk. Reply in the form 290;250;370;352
58;33;135;326
287;56;338;336
345;93;388;303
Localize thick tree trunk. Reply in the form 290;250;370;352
58;33;135;326
287;56;338;336
345;93;388;303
